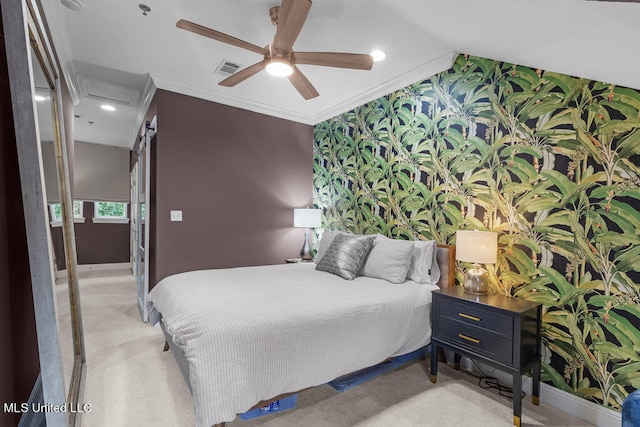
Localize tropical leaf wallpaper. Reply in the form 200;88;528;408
313;54;640;411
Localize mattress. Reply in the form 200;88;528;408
148;262;439;426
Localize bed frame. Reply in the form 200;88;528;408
161;244;456;427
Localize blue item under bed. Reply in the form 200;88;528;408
327;345;430;392
237;345;429;421
238;394;298;420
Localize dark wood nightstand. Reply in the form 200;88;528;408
430;287;542;427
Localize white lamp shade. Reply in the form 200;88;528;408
294;208;321;228
455;230;497;264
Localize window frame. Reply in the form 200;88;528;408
49;200;85;227
92;201;129;224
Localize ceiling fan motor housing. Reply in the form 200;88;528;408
269;6;280;25
176;0;372;100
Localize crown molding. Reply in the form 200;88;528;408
151;75;317;125
127;75;157;149
152;51;456;128
309;51;457;124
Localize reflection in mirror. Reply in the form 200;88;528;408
27;1;86;423
137;146;146;318
30;46;75;401
4;0;85;424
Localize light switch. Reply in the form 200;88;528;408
170;210;182;222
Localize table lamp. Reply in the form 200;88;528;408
455;230;498;294
294;208;321;261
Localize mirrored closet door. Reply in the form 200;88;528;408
4;0;85;425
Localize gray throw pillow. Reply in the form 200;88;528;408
315;230;346;263
361;234;414;283
315;234;375;280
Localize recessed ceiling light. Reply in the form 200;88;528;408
139;3;151;16
101;104;116;112
370;50;386;62
61;0;85;11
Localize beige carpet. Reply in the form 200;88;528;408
76;270;592;427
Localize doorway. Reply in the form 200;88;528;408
134;117;155;322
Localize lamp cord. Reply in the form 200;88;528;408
464;360;526;400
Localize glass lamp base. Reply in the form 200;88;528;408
300;227;313;261
463;264;489;295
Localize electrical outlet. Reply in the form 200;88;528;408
170;210;182;222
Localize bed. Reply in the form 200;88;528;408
148;233;455;427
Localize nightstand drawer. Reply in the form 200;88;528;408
438;318;513;365
438;298;513;339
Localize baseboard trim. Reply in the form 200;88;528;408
18;374;46;427
458;357;621;427
532;378;621;427
56;262;131;279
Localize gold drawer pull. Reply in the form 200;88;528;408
458;333;481;344
459;312;481;322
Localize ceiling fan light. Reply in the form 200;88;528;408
370;50;386;62
266;60;294;77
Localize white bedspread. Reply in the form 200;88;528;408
148;263;439;426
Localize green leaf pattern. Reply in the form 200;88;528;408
313;54;640;411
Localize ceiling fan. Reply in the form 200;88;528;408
176;0;374;100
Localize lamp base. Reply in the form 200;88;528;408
463;264;489;295
300;227;313;261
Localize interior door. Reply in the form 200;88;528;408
136;140;147;321
136;117;154;322
130;162;139;277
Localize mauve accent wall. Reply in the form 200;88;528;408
75;203;130;265
0;15;40;426
51;202;131;270
149;90;313;288
50;202;131;270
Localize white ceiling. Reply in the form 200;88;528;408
41;0;640;149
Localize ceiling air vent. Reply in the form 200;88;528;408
215;60;242;76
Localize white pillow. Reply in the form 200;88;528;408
407;240;440;284
360;234;414;284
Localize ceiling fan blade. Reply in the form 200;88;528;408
219;61;267;87
177;19;268;56
273;0;312;52
293;52;374;70
288;66;319;100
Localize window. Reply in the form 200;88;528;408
73;201;83;218
93;201;129;224
49;201;85;227
50;203;62;221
